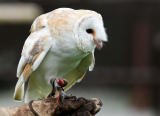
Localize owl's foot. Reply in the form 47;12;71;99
56;92;77;105
48;78;76;104
48;78;68;98
55;79;74;104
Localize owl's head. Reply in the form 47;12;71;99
31;8;107;53
73;10;107;53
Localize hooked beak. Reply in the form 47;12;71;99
93;39;103;50
92;28;108;50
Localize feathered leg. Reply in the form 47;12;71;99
48;78;76;104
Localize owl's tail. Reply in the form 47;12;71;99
13;74;25;101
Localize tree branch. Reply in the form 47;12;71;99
0;97;103;116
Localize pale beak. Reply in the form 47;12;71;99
93;39;103;50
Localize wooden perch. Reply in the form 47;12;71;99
0;97;102;116
0;79;102;116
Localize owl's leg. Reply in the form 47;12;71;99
47;78;66;102
54;78;68;103
47;78;67;98
56;79;77;103
49;78;76;104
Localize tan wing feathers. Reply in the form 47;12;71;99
23;50;43;81
20;51;41;81
14;28;52;101
17;28;51;77
23;63;32;81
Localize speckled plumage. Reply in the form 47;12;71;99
13;8;107;103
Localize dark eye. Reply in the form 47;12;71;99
86;29;93;34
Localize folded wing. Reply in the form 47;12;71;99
14;28;52;101
64;52;95;91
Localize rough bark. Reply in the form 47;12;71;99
0;97;102;116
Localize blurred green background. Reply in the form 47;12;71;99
0;0;160;116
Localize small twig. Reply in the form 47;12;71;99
29;100;39;116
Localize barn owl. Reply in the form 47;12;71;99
13;8;107;103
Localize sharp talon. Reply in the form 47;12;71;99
47;94;52;98
64;95;77;100
28;100;39;116
62;79;68;87
50;78;56;85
